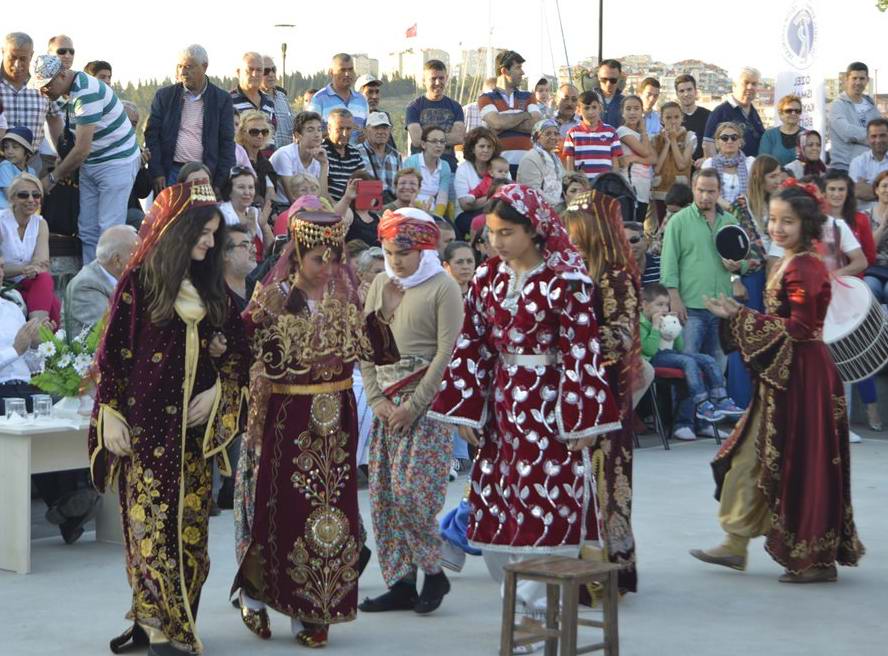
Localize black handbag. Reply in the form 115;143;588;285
41;108;80;236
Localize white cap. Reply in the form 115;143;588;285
355;73;381;90
366;112;392;127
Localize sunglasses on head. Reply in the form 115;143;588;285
263;67;276;75
15;191;42;200
229;166;254;178
719;134;740;142
598;77;618;85
783;108;802;115
248;128;270;137
56;48;74;56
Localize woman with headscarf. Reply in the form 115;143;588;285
358;208;464;615
231;202;402;648
92;182;250;656
429;184;621;629
516;118;565;207
562;190;642;593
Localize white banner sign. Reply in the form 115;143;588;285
774;1;826;137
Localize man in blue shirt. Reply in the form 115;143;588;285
307;53;369;145
703;67;765;158
406;60;465;173
595;59;624;129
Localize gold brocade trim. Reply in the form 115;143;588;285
90;403;129;489
270;379;352;396
731;307;792;389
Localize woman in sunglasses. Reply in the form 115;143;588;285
759;95;805;166
0;173;61;325
235;110;278;208
702;122;756;204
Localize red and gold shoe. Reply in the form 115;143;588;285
295;623;328;649
240;605;271;640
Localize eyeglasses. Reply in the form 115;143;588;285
55;48;74;56
229;166;254;178
248;128;270;137
263;67;276;75
719;134;740;142
230;241;257;253
783;108;802;115
598;77;618;85
15;191;42;200
425;138;447;145
627;235;642;244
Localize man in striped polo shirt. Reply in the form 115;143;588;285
321;107;365;201
564;90;623;182
479;50;541;178
31;54;139;262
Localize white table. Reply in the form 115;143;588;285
0;416;123;574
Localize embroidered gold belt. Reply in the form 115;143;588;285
270;379;352;396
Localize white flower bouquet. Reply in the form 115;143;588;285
31;323;103;397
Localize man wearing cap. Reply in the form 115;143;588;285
360;112;401;202
261;55;293;149
406;60;465;173
0;126;38;209
356;73;397;150
30;54;139;263
479;50;540;178
0;32;62;159
307;53;369;145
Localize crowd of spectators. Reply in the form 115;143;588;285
0;28;885;539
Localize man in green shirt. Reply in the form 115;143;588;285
660;167;746;383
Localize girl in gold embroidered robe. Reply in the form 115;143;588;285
232;204;400;648
693;181;864;582
563;190;642;593
89;183;249;656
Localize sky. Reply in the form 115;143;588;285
12;0;888;90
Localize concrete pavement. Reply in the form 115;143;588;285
4;435;887;656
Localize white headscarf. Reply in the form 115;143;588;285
380;207;446;289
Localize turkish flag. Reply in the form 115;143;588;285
405;23;417;38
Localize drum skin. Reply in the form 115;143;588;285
823;276;888;382
715;225;751;261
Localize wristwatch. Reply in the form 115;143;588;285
48;172;57;185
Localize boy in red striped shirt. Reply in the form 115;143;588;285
564;90;623;181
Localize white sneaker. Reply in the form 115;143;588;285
673;427;696;441
439;540;466;572
696;424;719;438
849;430;862;444
448;458;459;481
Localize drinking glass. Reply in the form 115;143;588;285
32;394;53;420
4;397;27;420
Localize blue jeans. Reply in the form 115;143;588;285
683;308;726;372
864;275;888;304
78;155;140;263
652;350;727;430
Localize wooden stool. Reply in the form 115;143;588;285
500;556;621;656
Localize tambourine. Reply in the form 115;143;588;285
715;224;751;261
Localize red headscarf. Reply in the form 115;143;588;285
377;207;441;251
128;181;218;274
490;183;590;282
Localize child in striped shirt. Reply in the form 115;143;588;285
563;90;622;181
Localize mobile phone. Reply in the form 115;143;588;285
272;234;288;257
355;180;384;211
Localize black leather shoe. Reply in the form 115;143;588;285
414;571;450;614
109;624;149;654
46;488;100;525
358;580;418;612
